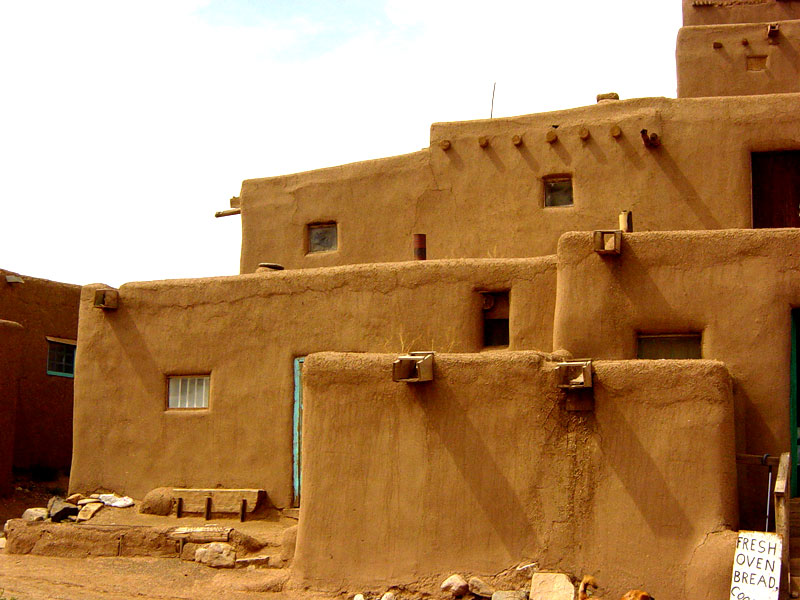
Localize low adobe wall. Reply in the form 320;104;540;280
70;258;556;502
0;269;80;472
293;352;737;599
553;229;800;527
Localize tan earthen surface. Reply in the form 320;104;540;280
0;269;80;476
682;0;800;26
239;94;800;272
553;229;800;526
0;319;23;495
677;21;800;97
293;352;736;599
69;258;556;503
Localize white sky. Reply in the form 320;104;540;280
0;1;682;287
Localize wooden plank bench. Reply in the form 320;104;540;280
172;489;263;521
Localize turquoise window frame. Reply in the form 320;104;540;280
46;339;76;378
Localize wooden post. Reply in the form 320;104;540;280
176;497;183;519
774;452;791;600
240;498;247;522
204;496;212;521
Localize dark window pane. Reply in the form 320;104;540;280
484;319;510;347
308;223;338;253
544;177;573;207
637;334;702;359
47;341;75;376
481;291;510;347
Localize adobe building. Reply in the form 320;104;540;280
68;1;800;598
0;269;81;495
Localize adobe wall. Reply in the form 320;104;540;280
677;20;800;97
293;352;737;599
0;269;80;472
240;151;435;274
239;94;800;272
69;257;557;501
553;229;800;525
0;320;23;495
682;0;800;26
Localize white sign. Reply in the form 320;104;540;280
730;531;782;600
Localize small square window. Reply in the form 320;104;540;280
544;175;573;207
46;338;76;378
746;55;767;72
481;291;510;348
168;376;210;409
307;222;337;253
637;334;702;359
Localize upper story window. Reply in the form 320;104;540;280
307;222;338;253
168;375;210;409
46;337;76;378
544;175;573;207
637;333;702;359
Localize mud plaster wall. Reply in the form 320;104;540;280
0;320;23;495
69;258;556;501
677;21;800;97
293;353;737;600
682;0;800;26
553;229;800;527
0;269;80;471
239;95;800;273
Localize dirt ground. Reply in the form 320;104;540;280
0;473;69;526
0;475;320;600
0;477;456;600
0;553;304;600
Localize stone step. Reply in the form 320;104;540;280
235;555;284;569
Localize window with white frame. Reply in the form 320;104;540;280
167;376;210;409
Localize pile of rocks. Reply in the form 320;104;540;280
175;524;297;571
352;592;397;600
22;493;108;523
440;571;576;600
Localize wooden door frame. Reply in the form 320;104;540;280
293;356;305;508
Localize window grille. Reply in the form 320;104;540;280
168;376;210;409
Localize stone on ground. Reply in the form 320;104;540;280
492;591;527;600
195;542;236;568
22;508;48;522
235;555;271;568
530;573;574;600
139;487;174;516
47;497;79;522
441;574;470;597
381;592;396;600
76;502;104;521
66;493;84;504
469;577;494;598
180;542;200;561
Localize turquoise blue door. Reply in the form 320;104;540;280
293;357;305;507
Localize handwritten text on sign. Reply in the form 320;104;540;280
730;531;782;600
